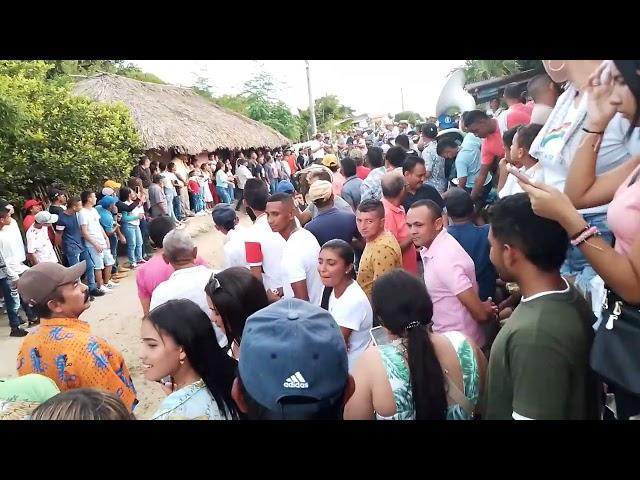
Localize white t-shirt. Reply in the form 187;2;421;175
311;139;325;160
0;219;29;279
281;228;323;305
530;85;640;214
498;163;545;198
150;265;227;347
236;164;253;189
26;225;58;264
162;171;178;195
223;226;248;269
77;207;107;247
328;281;373;371
244;213;286;291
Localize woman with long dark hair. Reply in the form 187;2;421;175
519;60;640;419
204;267;269;359
118;187;145;268
140;299;238;420
318;240;372;371
344;269;486;420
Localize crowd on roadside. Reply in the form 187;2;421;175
1;59;640;421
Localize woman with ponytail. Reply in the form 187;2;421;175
140;299;238;420
344;269;487;420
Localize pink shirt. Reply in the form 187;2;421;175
420;229;484;347
136;254;208;300
481;122;505;166
332;171;346;197
607;164;640;255
382;198;417;274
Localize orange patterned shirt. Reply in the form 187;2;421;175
16;317;137;411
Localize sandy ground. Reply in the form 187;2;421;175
0;210;253;419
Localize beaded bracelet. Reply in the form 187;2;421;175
571;225;600;247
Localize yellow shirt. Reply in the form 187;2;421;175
356;230;402;300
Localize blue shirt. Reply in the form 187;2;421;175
446;222;497;301
96;206;115;234
55;212;85;256
305;207;359;247
455;133;492;190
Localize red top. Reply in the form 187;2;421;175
356;166;371;180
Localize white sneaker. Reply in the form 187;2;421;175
99;285;112;294
105;282;119;288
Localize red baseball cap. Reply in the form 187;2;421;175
23;199;42;210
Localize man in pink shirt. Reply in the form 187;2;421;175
406;199;497;348
381;171;417;274
136;217;208;315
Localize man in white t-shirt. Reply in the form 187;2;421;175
310;133;328;161
266;192;323;305
26;211;59;265
150;229;226;347
78;191;115;294
211;203;248;269
243;179;286;300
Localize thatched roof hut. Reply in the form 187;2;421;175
73;73;290;153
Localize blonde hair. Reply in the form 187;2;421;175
30;388;135;420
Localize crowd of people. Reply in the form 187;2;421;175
1;59;640;421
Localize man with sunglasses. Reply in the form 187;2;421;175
149;228;226;347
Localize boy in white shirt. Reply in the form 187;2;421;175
26;211;59;265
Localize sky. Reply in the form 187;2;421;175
129;60;466;117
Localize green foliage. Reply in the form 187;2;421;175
0;61;143;205
394;111;423;124
463;60;521;83
213;94;249;115
42;60;166;85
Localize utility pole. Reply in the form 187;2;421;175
305;60;317;137
400;88;405;111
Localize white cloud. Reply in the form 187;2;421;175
129;60;466;117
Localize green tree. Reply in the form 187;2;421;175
463;60;521;83
43;60;165;85
0;60;143;204
394;111;423;125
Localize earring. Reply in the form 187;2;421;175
547;60;566;72
179;359;185;365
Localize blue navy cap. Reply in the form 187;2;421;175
276;180;295;194
238;298;348;411
211;203;236;227
437;114;458;130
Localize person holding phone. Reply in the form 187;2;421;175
318;240;372;372
498;124;545;198
344;269;487;420
141;299;238;420
518;60;640;419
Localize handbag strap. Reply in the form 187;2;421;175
444;372;475;418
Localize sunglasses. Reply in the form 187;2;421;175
208;273;223;292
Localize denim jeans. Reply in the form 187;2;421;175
10;271;36;321
1;276;21;328
66;248;97;290
270;179;279;194
560;211;613;296
172;195;183;220
165;191;177;221
121;222;143;264
227;186;235;202
216;186;231;204
109;234;119;273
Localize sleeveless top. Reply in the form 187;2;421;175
375;331;480;420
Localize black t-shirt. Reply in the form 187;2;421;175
49;205;65;228
403;184;445;211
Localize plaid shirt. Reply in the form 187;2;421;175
17;317;137;411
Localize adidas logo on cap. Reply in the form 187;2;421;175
283;371;308;389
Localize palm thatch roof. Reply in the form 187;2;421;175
73;73;290;153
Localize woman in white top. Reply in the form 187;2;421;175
200;163;215;211
498;124;545;198
215;161;235;204
141;299;238;420
318;239;373;372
